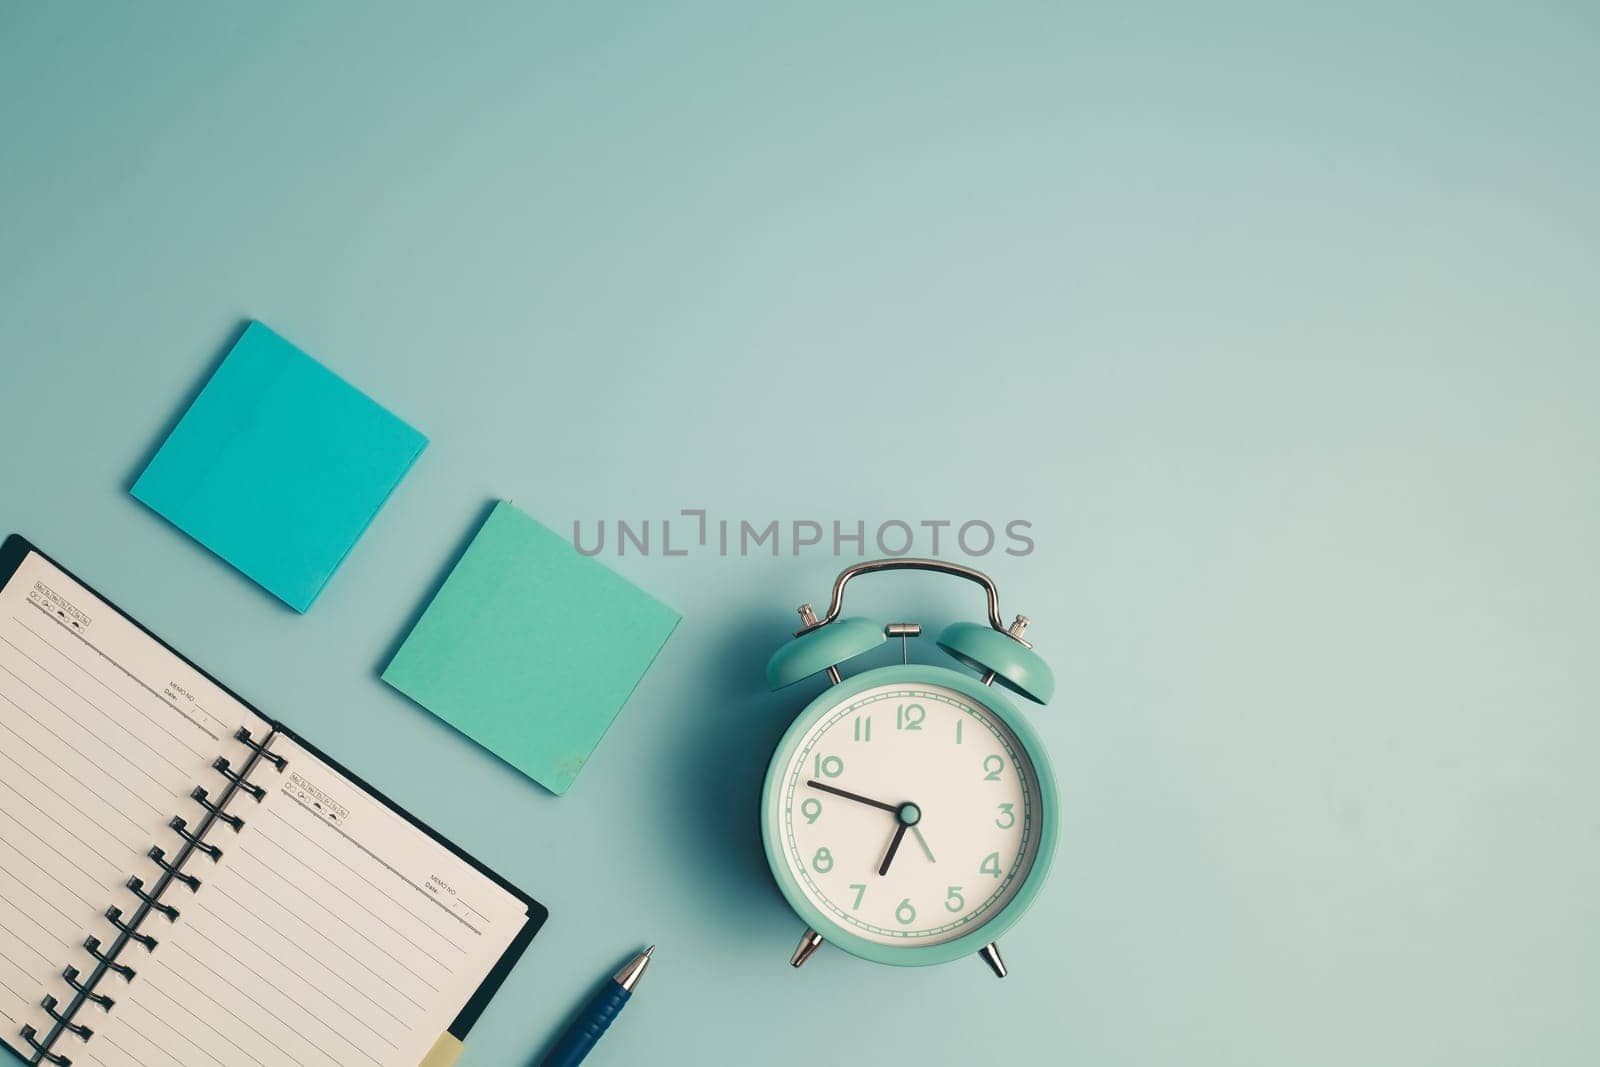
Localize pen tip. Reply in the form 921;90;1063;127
616;946;655;991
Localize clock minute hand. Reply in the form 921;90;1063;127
804;780;900;814
910;825;936;864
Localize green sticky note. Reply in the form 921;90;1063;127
383;502;679;795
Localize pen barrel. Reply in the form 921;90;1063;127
542;980;631;1067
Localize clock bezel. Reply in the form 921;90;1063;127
761;662;1060;967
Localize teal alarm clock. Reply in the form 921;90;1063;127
761;559;1059;976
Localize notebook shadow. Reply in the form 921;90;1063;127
373;498;499;675
123;318;253;492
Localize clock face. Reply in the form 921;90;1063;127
772;681;1045;947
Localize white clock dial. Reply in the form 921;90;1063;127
774;682;1044;946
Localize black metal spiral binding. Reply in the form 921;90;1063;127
212;756;268;800
40;996;92;1040
61;966;113;1010
24;732;281;1065
190;786;245;831
147;845;201;890
81;936;134;980
125;876;179;921
103;907;157;951
168;816;223;860
235;726;288;770
16;1025;70;1065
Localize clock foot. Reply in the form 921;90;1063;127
979;942;1007;978
790;928;824;968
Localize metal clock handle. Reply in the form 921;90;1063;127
799;557;1009;634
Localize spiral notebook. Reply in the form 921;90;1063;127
0;535;547;1067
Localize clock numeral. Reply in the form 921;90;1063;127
853;716;872;742
814;754;845;779
982;754;1005;782
895;898;917;925
980;852;1002;878
812;847;835;874
801;798;822;825
945;885;966;912
849;883;867;910
995;803;1016;829
896;703;926;731
955;720;964;745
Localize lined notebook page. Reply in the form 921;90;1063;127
0;549;269;1062
85;732;530;1067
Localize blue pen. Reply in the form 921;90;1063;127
542;946;654;1066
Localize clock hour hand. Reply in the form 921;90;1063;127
878;822;909;876
805;780;899;814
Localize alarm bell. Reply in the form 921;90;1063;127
936;621;1054;705
765;615;885;690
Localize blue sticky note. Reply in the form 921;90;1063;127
132;321;427;612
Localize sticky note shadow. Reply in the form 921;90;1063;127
375;498;502;677
124;318;253;492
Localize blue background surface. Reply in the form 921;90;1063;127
2;3;1596;1064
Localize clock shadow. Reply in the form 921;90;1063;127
662;608;827;919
